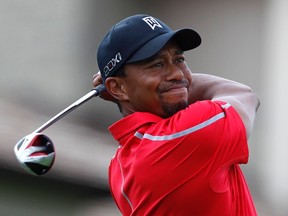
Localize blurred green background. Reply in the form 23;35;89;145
1;0;287;215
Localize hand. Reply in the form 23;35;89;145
92;72;103;87
92;72;117;103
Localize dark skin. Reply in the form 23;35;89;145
107;43;191;118
93;41;260;137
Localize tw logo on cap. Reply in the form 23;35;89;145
142;16;163;30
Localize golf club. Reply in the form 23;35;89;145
14;84;106;175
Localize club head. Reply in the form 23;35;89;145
14;133;55;176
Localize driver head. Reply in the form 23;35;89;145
14;133;55;175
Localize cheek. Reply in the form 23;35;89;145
183;67;192;82
183;70;193;91
127;79;162;110
128;75;160;96
130;82;158;103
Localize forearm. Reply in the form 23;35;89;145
189;73;252;103
188;73;219;103
188;73;260;137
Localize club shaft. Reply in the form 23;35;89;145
33;84;106;134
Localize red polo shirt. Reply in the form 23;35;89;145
108;100;257;216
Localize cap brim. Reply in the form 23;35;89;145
126;28;201;63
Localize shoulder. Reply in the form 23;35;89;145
142;100;238;139
168;100;231;129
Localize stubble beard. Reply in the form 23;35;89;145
157;80;190;117
160;99;189;118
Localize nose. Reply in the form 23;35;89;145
166;64;184;81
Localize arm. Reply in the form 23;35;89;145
189;73;260;138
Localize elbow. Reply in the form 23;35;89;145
248;87;260;113
245;87;260;138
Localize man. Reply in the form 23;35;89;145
93;14;260;216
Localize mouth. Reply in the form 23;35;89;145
159;82;189;94
158;83;189;102
166;85;187;92
162;87;188;97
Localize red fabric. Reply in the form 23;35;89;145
108;100;257;216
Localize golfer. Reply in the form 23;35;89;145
93;14;260;216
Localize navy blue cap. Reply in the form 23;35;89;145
97;14;201;82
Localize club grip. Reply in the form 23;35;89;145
94;84;106;96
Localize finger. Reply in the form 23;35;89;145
92;72;103;87
92;71;101;80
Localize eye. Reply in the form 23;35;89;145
153;62;163;67
176;56;185;63
149;61;163;68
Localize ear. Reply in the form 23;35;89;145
105;77;129;101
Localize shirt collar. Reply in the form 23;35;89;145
109;112;163;141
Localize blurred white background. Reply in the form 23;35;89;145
1;0;287;215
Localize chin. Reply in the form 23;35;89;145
161;100;189;117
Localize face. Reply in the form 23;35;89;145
116;42;192;118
